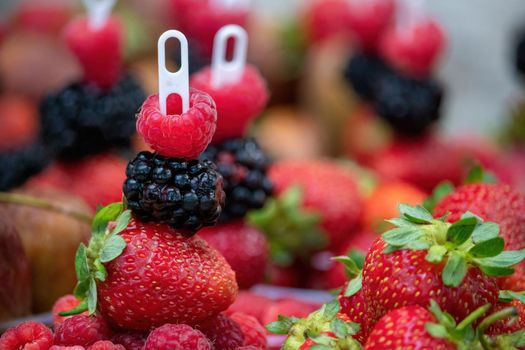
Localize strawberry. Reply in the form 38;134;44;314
226;292;273;324
199;220;269;289
365;301;489;349
487;294;525;336
63;203;238;331
339;284;370;343
360;204;525;326
434;183;525;290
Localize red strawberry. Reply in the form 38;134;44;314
199;220;269;289
226;292;273;323
230;312;268;349
144;324;212;350
339;284;370;343
0;321;53;350
434;183;525;290
64;16;122;89
136;91;217;159
487;299;525;336
52;294;86;327
190;66;269;144
197;313;245;350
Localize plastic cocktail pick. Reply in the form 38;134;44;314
82;0;117;29
157;30;190;115
211;24;248;88
210;0;251;11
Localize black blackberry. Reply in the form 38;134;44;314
40;74;145;160
123;151;225;234
516;28;525;77
344;53;391;101
373;71;444;136
199;138;273;222
0;141;51;191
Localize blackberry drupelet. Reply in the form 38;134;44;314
373;71;443;136
0;141;51;191
344;53;390;101
40;74;145;160
200;138;273;222
123;151;225;234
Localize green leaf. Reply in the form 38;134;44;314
322;300;340;320
398;204;434;224
92;203;124;238
465;164;497;184
446;217;478;246
93;259;107;282
382;226;423;246
442;252;468;287
344;274;362;297
469;237;504;258
383;245;401;254
330;318;348;338
307;345;331;350
348;250;365;270
110;210;131;236
479;265;515;277
58;300;88;317
471;222;500;244
308;334;334;345
478;250;525;267
385;218;419;228
100;235;126;263
75;244;89;282
407;240;431;251
499;290;525;304
87;278;98;315
73;279;90;299
425;323;449;339
426;245;448;263
423;181;455;212
332;256;360;277
266;321;291;335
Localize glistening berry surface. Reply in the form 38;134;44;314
123;151;225;233
0;321;53;350
196;313;245;350
54;315;112;347
144;324;212;350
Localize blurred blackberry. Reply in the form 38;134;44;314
0;141;51;191
123;151;225;234
40;74;145;160
516;29;525;77
373;71;443;136
200;138;273;222
344;53;391;101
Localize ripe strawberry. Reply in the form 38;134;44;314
0;94;39;152
0;321;53;350
487;298;525;336
199;220;269;289
230;313;268;349
64;17;122;89
197;313;245;350
52;294;86;327
361;204;525;326
136;91;217;159
226;292;274;323
434;183;525;290
339;284;370;343
190;66;269;144
54;315;112;347
144;324;212;350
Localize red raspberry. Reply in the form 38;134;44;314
226;292;273;323
190;66;269;143
235;347;262;350
64;17;122;90
111;332;147;350
230;313;267;349
144;324;212;350
0;321;53;350
136;90;217;159
49;346;86;350
52;294;87;327
88;341;125;350
54;315;112;347
197;313;245;350
347;0;395;51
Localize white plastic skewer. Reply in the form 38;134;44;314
157;30;190;115
211;25;248;88
397;0;426;33
210;0;251;11
82;0;117;30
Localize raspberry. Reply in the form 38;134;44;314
0;321;53;350
54;315;112;348
199;138;273;221
190;66;269;143
136;90;217;159
226;292;273;323
235;347;261;350
197;313;245;350
52;294;87;327
144;324;212;350
49;346;86;350
230;313;267;349
123;151;225;233
88;341;125;350
111;332;147;350
40;75;145;160
344;53;390;101
64;17;122;90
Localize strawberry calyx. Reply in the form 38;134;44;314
267;300;362;350
382;204;525;287
60;202;131;316
477;306;523;350
331;254;363;299
249;185;327;266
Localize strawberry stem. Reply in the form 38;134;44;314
478;307;518;350
456;304;491;331
0;192;92;223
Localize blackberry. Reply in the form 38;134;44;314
373;71;444;136
0;141;51;191
40;74;145;160
200;138;273;222
123;151;225;234
344;53;390;101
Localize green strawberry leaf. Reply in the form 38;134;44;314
398;204;434;224
465;164;497;184
58;300;88;317
306;344;331;350
344;274;362;297
93;259;107;282
426;245;448;263
75;243;89;282
266;315;300;334
385;218;419;228
477;250;525;267
331;256;361;277
479;265;515;277
322;300;340;320
73;279;90;299
425;323;449;339
442;252;468;287
92;203;124;238
428;300;456;329
382;226;423;246
469;237;504;258
423;181;455;212
348;250;365;270
383;244;401;254
499;290;525;304
407;240;431;251
471;222;500;244
446;217;478;247
110;210;132;236
330;318;348;338
87;278;98;315
100;235;127;263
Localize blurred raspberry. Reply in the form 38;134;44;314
0;321;53;350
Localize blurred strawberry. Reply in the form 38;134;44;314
0;94;39;151
261;299;320;327
266;263;302;288
226;292;274;324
